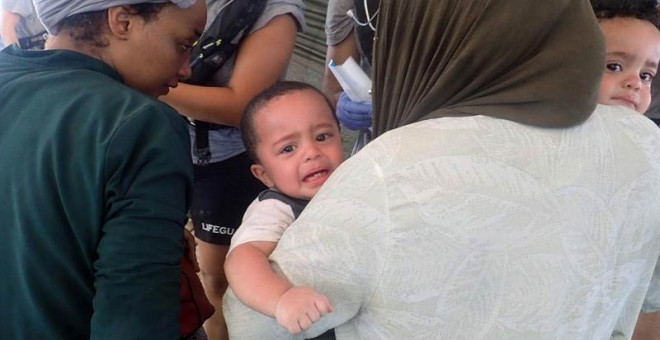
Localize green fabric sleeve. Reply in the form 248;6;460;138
91;103;192;339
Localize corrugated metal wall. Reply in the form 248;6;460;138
286;0;328;87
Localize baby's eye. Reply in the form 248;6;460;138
606;63;622;72
316;133;331;142
280;145;295;154
640;72;654;84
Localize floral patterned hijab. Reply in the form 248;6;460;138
371;0;605;137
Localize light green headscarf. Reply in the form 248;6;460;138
372;0;605;137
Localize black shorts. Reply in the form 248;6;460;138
190;152;266;245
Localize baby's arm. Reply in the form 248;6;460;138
225;242;334;334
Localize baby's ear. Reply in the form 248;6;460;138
250;164;274;188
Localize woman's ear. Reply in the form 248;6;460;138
250;164;274;188
106;6;133;39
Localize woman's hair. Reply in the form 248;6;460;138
591;0;660;28
241;81;338;163
58;3;171;47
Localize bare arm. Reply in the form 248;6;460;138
1;10;20;45
225;241;287;316
321;31;361;110
225;242;334;334
633;312;660;340
161;14;298;127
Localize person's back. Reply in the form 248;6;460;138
226;104;660;339
313;105;660;338
0;1;206;337
0;49;185;337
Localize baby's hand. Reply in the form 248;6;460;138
274;286;335;334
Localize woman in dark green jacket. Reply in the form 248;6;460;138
0;1;206;338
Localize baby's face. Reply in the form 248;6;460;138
251;90;345;200
598;17;660;113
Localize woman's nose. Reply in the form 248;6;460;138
178;60;192;80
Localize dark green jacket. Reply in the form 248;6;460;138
0;46;192;339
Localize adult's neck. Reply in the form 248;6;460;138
46;32;112;67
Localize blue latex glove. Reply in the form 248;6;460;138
336;92;372;130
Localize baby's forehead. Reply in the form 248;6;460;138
254;91;337;129
259;89;333;115
272;88;326;104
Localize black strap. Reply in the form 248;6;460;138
351;0;379;65
193;121;212;165
257;189;309;219
186;0;268;165
17;31;47;50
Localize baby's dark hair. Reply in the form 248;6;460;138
58;3;170;47
591;0;660;29
241;81;338;163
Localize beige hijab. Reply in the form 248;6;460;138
371;0;605;137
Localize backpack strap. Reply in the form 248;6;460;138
186;0;268;165
187;0;268;85
17;30;48;50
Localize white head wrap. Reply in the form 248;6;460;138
33;0;197;35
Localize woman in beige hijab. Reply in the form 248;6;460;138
371;0;602;134
223;0;660;338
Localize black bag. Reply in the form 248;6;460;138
186;0;267;164
351;0;379;66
